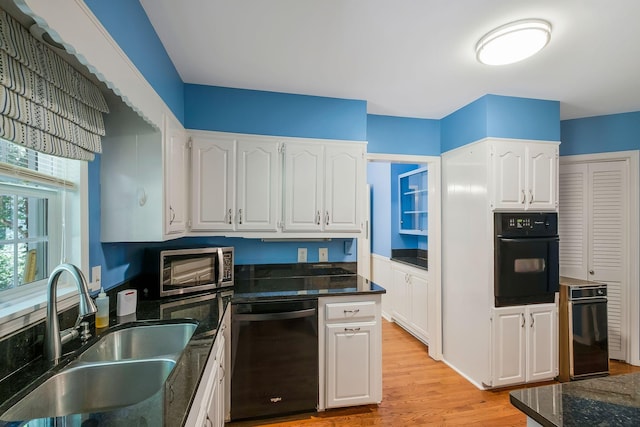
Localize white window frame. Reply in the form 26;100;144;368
0;162;88;339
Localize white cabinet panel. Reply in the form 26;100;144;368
236;140;280;231
325;322;376;408
165;123;189;234
390;262;430;344
283;143;324;231
492;141;558;211
492;304;557;387
191;136;235;231
324;145;364;231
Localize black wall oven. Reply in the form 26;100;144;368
494;212;559;307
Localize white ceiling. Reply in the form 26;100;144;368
140;0;640;120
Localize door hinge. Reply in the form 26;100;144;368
187;219;192;228
187;137;193;149
279;143;286;154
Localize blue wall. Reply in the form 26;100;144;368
84;0;184;124
560;111;640;155
368;162;391;257
441;95;561;152
367;114;440;155
185;85;367;141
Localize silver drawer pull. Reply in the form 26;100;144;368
344;327;361;333
343;309;360;315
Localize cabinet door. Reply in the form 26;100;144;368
165;124;189;234
492;142;526;210
191;136;235;231
410;273;429;342
526;304;557;382
325;322;377;408
527;143;557;211
283;142;324;231
236;140;280;231
491;306;526;387
206;337;226;427
324;145;363;232
391;268;410;324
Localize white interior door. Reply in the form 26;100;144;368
559;160;628;361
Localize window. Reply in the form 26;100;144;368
0;138;83;337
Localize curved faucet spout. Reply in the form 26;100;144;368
45;264;98;363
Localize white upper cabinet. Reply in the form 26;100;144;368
165;117;189;235
283;142;324;231
283;142;364;233
191;136;235;231
236;139;281;232
101;110;188;242
492;140;558;211
190;133;280;233
324;145;364;232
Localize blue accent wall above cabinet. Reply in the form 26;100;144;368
185;85;367;141
84;0;185;123
561;111;640;155
367;114;440;155
441;95;560;153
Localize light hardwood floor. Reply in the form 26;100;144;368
229;319;640;426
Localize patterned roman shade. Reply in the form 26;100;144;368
0;8;108;161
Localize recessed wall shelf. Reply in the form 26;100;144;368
399;167;428;236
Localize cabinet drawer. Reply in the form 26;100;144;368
326;301;376;321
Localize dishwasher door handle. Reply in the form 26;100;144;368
234;308;317;322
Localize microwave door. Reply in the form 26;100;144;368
171;257;214;286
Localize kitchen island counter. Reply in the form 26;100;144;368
510;373;640;426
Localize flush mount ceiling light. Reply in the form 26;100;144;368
476;19;551;65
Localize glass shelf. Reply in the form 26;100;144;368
399;167;428;235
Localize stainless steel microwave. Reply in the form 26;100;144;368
154;247;234;297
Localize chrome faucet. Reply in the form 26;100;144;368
45;263;98;363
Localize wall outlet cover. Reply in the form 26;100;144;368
319;247;328;262
297;248;308;263
90;265;102;292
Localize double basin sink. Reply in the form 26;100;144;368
1;320;198;421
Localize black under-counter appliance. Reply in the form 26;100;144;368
494;212;560;307
230;299;318;420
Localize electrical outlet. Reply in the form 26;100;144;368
90;265;102;292
297;248;308;263
319;247;328;262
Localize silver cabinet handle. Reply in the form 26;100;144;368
228;208;233;224
238;208;243;224
344;327;361;333
530;313;534;328
316;210;321;225
344;309;360;315
521;190;526;204
325;211;329;226
529;189;534;204
521;313;526;328
589;270;595;275
169;205;176;224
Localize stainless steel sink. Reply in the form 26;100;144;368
0;359;175;420
0;321;198;422
76;321;198;363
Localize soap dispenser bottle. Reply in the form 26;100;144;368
95;288;109;328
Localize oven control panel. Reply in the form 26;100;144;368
495;212;558;237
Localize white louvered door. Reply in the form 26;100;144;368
558;160;628;360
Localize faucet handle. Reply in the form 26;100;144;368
79;321;92;342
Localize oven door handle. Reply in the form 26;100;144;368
497;237;559;243
234;308;317;322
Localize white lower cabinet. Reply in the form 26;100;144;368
491;303;557;387
390;262;432;345
185;309;230;426
319;296;382;410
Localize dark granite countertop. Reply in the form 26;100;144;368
0;262;384;426
510;373;640;426
0;289;231;427
232;263;385;303
390;249;428;270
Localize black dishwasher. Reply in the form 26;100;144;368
230;299;318;420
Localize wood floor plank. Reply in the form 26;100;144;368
228;319;640;426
